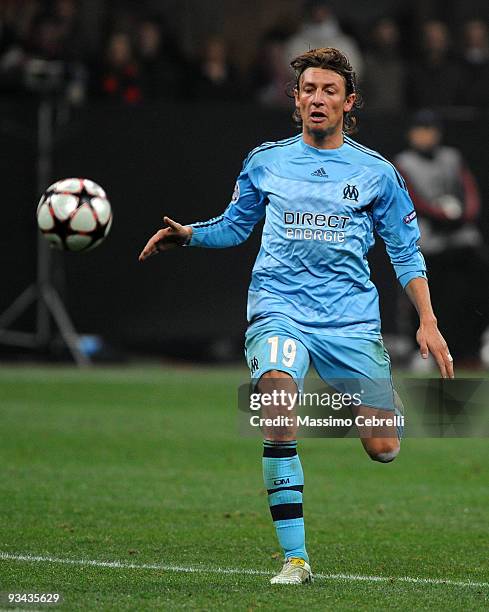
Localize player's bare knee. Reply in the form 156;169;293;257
258;370;297;442
366;440;400;463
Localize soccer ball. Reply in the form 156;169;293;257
37;178;112;252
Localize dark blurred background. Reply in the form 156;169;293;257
1;0;488;366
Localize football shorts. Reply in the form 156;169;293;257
245;316;397;412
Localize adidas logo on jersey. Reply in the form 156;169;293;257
311;167;328;177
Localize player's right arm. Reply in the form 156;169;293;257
138;157;266;261
138;216;192;261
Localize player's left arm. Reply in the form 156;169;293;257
373;170;453;379
404;277;454;378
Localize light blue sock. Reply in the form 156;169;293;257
262;440;308;562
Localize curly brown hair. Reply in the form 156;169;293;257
290;47;362;134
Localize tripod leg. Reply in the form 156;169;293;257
0;285;37;329
41;286;91;367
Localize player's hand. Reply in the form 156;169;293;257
138;216;192;261
416;319;454;379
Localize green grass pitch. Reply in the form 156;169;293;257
0;366;487;610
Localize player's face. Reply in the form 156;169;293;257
294;68;355;140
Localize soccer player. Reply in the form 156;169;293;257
139;48;454;585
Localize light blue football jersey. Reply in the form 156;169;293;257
189;134;426;337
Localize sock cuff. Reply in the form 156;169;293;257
263;440;297;447
263;440;297;457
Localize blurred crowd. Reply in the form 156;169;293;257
1;0;488;110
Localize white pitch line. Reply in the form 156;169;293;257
0;552;487;590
